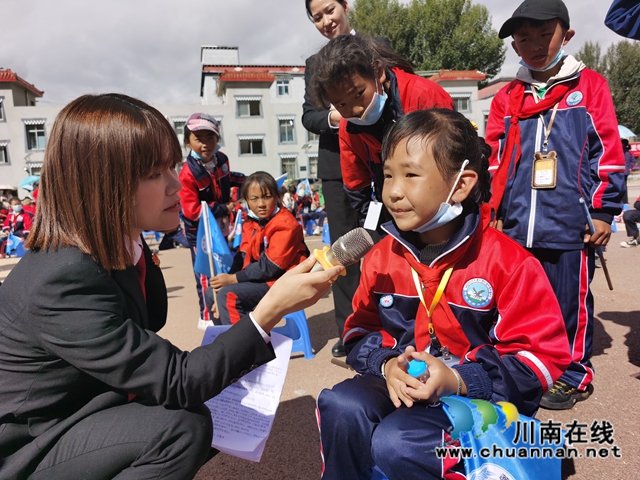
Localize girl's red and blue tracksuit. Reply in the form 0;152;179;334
1;209;33;255
338;67;453;227
178;151;245;321
485;58;625;391
217;208;309;325
317;204;570;479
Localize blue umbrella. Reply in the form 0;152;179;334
19;175;40;188
618;125;636;139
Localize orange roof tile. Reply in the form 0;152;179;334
0;69;44;97
429;69;486;83
218;71;276;82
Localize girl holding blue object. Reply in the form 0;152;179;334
316;109;571;479
210;172;309;325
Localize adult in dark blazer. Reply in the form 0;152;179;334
303;0;361;357
0;93;342;480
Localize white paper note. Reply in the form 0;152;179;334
202;326;293;462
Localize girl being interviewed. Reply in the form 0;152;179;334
309;34;454;230
0;93;342;480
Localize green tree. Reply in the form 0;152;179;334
350;0;506;79
575;41;606;75
603;40;640;135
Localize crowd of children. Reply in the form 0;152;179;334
0;2;631;478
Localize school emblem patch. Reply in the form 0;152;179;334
380;295;394;308
222;163;229;173
462;278;493;308
566;91;583;107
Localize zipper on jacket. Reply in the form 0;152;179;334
526;110;545;248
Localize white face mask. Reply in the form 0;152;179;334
345;80;388;126
412;160;469;234
519;37;566;72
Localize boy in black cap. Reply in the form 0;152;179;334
486;0;625;410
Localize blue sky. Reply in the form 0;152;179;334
0;0;625;105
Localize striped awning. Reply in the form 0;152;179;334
26;161;44;167
306;151;318;158
23;119;46;125
0;141;8;147
449;92;472;99
214;116;222;122
277;115;295;121
171;116;188;123
235;95;262;102
238;134;265;141
279;153;298;159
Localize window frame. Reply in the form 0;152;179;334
278;118;296;144
0;142;9;165
24;120;47;151
276;79;290;97
451;93;472;113
236;99;262;118
0;98;5;122
239;135;266;156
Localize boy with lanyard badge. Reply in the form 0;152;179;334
485;0;625;409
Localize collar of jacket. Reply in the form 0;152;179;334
516;54;586;91
186;152;220;182
345;68;403;138
381;201;482;267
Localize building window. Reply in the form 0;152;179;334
214;117;224;146
173;119;186;146
280;154;297;179
0;98;4;122
236;96;262;117
451;93;472;113
239;135;265;155
307;130;320;142
25;121;46;150
277;80;290;96
308;154;318;178
0;143;8;164
279;119;295;143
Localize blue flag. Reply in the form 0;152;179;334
297;179;311;197
275;173;288;189
5;234;26;257
194;202;233;277
231;211;243;250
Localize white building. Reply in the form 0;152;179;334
0;49;492;197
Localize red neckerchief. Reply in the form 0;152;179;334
489;79;575;216
401;204;491;356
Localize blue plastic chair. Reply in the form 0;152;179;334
272;310;315;359
305;220;317;236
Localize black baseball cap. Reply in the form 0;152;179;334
498;0;570;39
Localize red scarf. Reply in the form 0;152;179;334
489;79;575;215
401;204;491;356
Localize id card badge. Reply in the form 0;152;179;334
363;201;383;231
532;151;557;189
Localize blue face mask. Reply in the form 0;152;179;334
413;160;469;234
345;80;387;126
519;39;566;72
12;205;22;213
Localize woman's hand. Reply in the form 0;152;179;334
252;257;344;333
209;274;237;292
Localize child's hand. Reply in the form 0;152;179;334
384;346;425;408
209;274;237;292
403;351;466;404
212;302;219;319
584;219;611;247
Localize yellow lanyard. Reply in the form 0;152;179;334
411;266;454;347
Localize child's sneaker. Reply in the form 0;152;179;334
197;318;214;330
539;381;593;410
620;237;639;248
313;226;322;236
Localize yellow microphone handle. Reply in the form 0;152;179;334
312;246;347;277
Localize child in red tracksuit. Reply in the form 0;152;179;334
209;172;309;325
178;113;245;330
0;198;33;257
309;34;453;230
317;109;570;480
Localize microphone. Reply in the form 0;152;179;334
311;227;374;275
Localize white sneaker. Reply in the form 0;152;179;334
313;226;322;235
197;319;214;330
620;238;639;248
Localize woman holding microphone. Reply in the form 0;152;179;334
302;0;360;357
0;93;342;480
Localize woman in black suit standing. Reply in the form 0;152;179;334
0;93;342;480
303;0;360;357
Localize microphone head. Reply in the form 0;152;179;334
331;227;374;267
